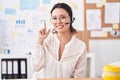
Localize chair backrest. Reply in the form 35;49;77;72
86;53;95;77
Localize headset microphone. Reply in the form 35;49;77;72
65;22;70;25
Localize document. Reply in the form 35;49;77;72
105;2;120;23
86;9;101;30
86;0;100;3
90;31;108;37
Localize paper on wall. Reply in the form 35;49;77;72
90;31;108;37
86;9;101;30
105;3;120;24
86;0;100;4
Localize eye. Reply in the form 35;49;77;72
51;17;56;20
61;16;66;19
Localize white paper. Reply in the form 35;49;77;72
86;9;101;30
102;27;112;32
86;0;100;3
105;3;120;24
91;31;106;37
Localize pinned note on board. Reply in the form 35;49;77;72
0;6;2;11
96;0;106;7
112;24;119;29
96;2;103;8
101;0;106;5
91;31;108;37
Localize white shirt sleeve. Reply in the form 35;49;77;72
72;47;87;78
31;45;45;72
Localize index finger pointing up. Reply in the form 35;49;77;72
44;22;46;31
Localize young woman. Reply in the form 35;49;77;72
31;2;87;78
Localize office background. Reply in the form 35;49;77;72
0;0;120;78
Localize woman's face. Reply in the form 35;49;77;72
51;8;71;33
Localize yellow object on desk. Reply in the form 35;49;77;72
103;63;120;80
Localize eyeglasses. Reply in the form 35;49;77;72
50;15;69;24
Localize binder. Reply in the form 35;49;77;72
13;60;19;78
20;59;27;78
1;60;7;79
7;60;13;79
1;58;27;79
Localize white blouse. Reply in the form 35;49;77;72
31;32;87;78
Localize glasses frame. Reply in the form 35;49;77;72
50;15;69;24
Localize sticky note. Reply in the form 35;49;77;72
112;24;119;29
9;16;15;21
5;8;16;15
12;32;18;37
96;2;103;8
14;5;19;10
103;32;108;37
101;0;106;5
0;6;2;11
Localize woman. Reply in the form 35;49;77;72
31;2;87;78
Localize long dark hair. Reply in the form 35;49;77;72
50;3;76;33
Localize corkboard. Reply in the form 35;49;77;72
78;0;120;52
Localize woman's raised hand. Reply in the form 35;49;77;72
37;22;50;45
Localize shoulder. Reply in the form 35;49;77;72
74;31;86;46
73;32;86;47
73;36;86;49
68;36;86;57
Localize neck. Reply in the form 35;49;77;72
57;31;73;42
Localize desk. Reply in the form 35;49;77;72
37;78;103;80
7;78;103;80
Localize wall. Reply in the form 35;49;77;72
84;0;120;77
0;0;84;54
89;39;120;77
0;0;120;78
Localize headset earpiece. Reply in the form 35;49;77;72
72;17;75;23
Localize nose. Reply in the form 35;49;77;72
56;18;62;23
